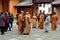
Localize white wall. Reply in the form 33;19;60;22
38;4;52;15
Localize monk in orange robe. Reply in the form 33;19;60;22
23;12;31;35
32;14;37;28
16;11;24;33
38;13;44;29
51;13;58;31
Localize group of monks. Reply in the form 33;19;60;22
16;11;31;35
16;11;58;35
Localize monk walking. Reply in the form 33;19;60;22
32;13;37;28
16;11;24;33
23;12;31;35
51;13;58;31
38;12;44;29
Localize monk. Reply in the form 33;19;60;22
51;13;58;31
23;12;31;35
32;13;37;28
16;11;24;33
38;12;44;29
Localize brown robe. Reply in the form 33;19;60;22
17;14;24;33
51;15;58;31
32;16;37;28
38;14;44;29
23;14;31;34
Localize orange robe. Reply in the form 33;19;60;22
38;14;44;29
23;14;31;35
51;15;58;31
17;14;24;33
32;16;37;28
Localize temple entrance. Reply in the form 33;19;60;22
38;4;52;15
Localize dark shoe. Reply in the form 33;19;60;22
23;33;29;35
21;32;23;34
33;27;36;28
1;33;5;35
10;30;11;31
5;30;7;32
45;31;48;33
9;29;11;31
40;27;43;29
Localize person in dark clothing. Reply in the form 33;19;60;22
7;12;11;31
4;13;9;32
0;12;6;35
9;14;14;28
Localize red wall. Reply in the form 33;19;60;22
56;7;60;20
0;0;3;12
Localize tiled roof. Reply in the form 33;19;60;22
14;0;33;6
51;0;60;4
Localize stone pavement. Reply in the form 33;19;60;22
0;20;60;40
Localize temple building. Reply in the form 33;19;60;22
0;0;60;20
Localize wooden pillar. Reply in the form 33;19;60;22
7;0;10;12
2;0;4;12
52;5;54;14
2;0;10;12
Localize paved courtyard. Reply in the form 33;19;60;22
0;20;60;40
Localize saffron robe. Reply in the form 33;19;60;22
38;14;44;29
32;16;37;28
23;14;31;34
17;14;24;33
51;15;58;31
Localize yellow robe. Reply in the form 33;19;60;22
23;14;31;34
32;16;37;28
51;15;58;31
17;14;24;33
38;14;44;29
